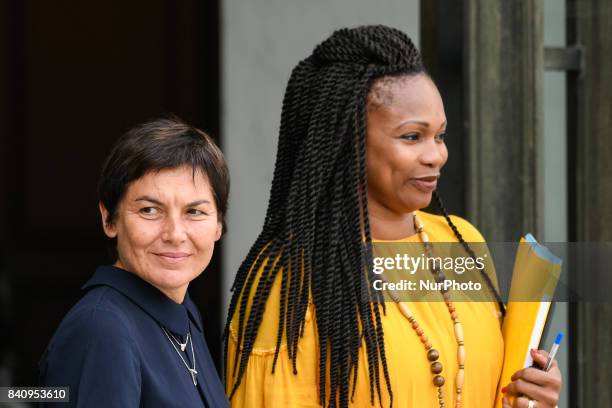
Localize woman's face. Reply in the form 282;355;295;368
99;166;222;303
366;74;448;215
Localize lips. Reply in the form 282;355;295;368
153;252;191;264
409;175;439;192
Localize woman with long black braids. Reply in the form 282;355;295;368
225;25;562;407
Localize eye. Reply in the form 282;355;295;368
187;208;208;217
400;133;419;141
436;132;446;142
139;207;160;218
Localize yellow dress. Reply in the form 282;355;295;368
227;211;504;407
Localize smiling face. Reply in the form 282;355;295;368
99;166;222;303
366;74;448;219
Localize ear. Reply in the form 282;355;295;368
214;221;222;241
98;202;118;238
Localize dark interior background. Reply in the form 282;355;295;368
420;0;466;216
0;0;222;387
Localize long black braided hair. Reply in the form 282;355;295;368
224;25;505;408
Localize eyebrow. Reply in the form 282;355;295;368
134;196;212;207
395;120;447;130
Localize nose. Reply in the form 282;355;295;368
161;214;187;244
418;138;446;169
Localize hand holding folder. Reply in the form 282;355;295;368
494;234;562;408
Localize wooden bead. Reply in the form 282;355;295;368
451;312;458;320
416;328;424;336
427;349;440;361
456;369;465;388
433;375;445;386
411;322;419;330
414;214;423;230
424;342;432;350
448;305;456;313
454;322;464;342
430;361;443;374
420;334;428;344
398;303;412;319
457;346;466;365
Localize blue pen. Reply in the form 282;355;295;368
543;332;564;371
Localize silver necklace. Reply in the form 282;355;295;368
162;327;198;386
168;330;191;352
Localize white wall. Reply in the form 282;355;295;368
221;0;420;317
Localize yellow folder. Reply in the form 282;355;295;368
494;234;562;408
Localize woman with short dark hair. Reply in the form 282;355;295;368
39;117;229;407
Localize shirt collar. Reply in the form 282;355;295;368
82;265;203;335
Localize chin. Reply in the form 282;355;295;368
405;197;432;213
151;267;197;288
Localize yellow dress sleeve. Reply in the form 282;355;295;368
226;258;322;407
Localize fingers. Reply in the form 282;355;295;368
504;378;542;401
506;349;562;400
507;369;562;393
512;396;531;407
502;396;535;408
503;374;561;407
530;349;559;372
530;349;556;370
510;367;553;387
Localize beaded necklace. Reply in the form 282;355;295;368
381;213;465;408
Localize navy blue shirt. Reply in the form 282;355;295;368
39;265;229;408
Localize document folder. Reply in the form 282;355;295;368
494;234;562;408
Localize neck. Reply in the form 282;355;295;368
368;202;417;240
